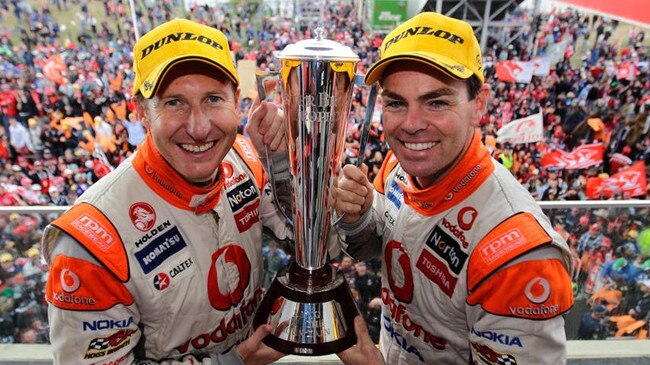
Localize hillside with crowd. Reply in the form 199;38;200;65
0;0;649;344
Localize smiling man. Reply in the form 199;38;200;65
334;12;574;365
43;19;291;365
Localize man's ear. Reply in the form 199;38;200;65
471;83;491;127
234;87;242;119
133;98;149;128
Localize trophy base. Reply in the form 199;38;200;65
253;262;359;356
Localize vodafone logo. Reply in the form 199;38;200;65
208;244;251;310
457;206;477;230
221;162;234;179
385;240;414;303
129;202;156;232
525;277;551;304
61;269;81;293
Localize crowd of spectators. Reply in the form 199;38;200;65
0;0;649;343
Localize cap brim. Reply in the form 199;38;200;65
139;56;239;99
365;51;476;85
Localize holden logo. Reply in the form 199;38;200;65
129;202;156;232
525;277;551;304
61;269;80;293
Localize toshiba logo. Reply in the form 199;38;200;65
71;213;115;251
480;228;526;265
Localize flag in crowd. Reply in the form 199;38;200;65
496;112;544;145
586;161;648;198
540;143;606;170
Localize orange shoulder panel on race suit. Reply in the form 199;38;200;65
51;202;129;282
46;255;134;311
467;259;573;320
373;151;399;195
467;212;552;291
232;134;266;188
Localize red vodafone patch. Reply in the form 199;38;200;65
46;255;134;311
467;259;573;320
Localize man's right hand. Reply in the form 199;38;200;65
337;316;384;365
332;164;374;224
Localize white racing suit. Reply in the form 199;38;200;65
43;134;292;364
338;132;574;365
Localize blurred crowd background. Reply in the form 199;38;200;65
0;0;649;345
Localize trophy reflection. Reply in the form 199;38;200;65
252;28;361;355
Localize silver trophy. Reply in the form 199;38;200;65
253;28;361;355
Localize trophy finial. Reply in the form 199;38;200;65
314;27;325;41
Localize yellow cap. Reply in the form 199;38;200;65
26;247;40;258
365;12;484;85
0;253;13;263
132;18;239;99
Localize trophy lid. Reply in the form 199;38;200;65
275;27;359;62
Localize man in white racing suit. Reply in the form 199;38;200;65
43;19;294;364
332;12;574;365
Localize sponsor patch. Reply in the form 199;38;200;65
129;202;156;232
226;178;258;212
71;213;116;252
479;228;527;266
233;199;260;232
84;329;135;359
134;220;172;248
471;341;518;365
134;226;187;274
416;250;457;297
467;259;573;320
386;181;403;208
83;317;134;332
46;255;133;310
425;226;468;275
470;327;523;347
153;272;170;291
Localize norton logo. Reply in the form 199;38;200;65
153;273;170;291
129;202;156;232
140;32;224;59
457;206;477;230
61;269;81;293
525;277;551;304
385;240;414;303
207;244;251;310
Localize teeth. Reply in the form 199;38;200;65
180;142;214;153
404;142;436;151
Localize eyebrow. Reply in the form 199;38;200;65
381;87;459;102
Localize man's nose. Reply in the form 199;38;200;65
187;106;210;140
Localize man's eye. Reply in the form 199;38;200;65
428;100;450;110
207;95;223;104
384;100;404;109
165;99;180;107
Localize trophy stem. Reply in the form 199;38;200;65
253;262;359;356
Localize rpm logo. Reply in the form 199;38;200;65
385;240;414;303
457;206;477;230
207;245;251;310
129;202;156;232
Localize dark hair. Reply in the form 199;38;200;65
466;75;483;101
